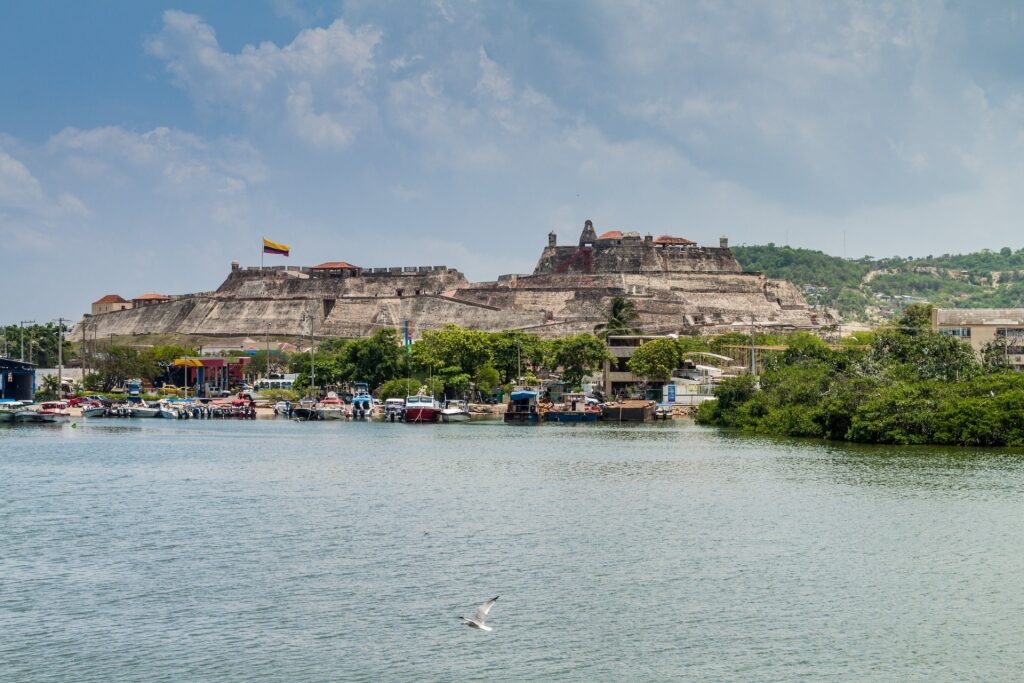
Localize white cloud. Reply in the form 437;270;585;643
0;148;46;210
145;10;381;148
285;83;355;148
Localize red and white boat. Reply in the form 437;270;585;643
15;401;71;424
316;391;347;420
404;394;441;423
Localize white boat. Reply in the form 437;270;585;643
157;401;180;419
316;392;347;420
131;402;161;418
273;400;292;417
14;401;70;424
404;393;441;423
81;405;108;418
383;398;404;422
441;399;472;423
0;401;30;422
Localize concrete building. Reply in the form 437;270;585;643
932;308;1024;370
91;294;132;315
602;335;726;404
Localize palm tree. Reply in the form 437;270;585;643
594;296;639;339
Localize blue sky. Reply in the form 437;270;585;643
3;1;1024;323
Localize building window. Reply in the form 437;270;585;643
941;327;971;338
996;328;1024;338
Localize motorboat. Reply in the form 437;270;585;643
316;392;346;420
273;400;292;417
0;400;30;422
441;399;472;423
15;401;71;424
131;401;161;418
404;393;441;423
81;403;108;418
157;401;181;419
350;382;373;419
383;398;404;422
291;398;318;421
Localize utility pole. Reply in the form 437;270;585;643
56;318;65;399
749;317;756;376
265;323;271;381
309;300;316;397
19;320;35;362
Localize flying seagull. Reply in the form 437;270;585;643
460;596;499;631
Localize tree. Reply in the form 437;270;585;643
594;296;639;339
347;329;404;389
627;338;680;381
410;325;492;393
94;346;159;390
489;330;545;383
549;333;610;388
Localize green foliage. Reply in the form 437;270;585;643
2;322;74;367
627;338;681;381
410;324;493;394
594;296;640;338
474;364;501;395
261;388;301;402
378;378;422;399
548;333;610;388
93;345;160;390
488;330;546;383
734;244;1024;319
695;321;1024;446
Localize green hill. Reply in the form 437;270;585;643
732;244;1024;321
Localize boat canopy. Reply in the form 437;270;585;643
510;390;538;401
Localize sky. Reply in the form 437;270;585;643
3;0;1024;323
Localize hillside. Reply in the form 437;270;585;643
732;244;1024;321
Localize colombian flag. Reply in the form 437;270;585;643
263;237;290;257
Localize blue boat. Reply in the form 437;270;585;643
545;392;600;423
505;389;541;424
350;382;373;419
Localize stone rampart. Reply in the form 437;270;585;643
77;222;830;340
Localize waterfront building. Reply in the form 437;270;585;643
932;308;1024;370
91;294;132;315
132;293;172;307
0;357;35;400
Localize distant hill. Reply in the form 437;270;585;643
732;244;1024;321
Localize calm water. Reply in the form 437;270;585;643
2;418;1024;681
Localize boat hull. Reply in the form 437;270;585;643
404;407;439;423
317;408;346;420
81;407;108;418
441;411;471;423
504;411;541;424
546;411;600;423
292;407;317;421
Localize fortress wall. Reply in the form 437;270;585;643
532;244;743;275
217;269;469;299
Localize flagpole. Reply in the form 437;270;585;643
261;236;264;271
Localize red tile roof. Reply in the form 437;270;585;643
134;293;171;300
93;294;128;304
654;235;696;245
597;230;623;240
312;261;361;270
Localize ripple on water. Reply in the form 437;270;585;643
2;419;1024;680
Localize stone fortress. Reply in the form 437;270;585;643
77;220;830;340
